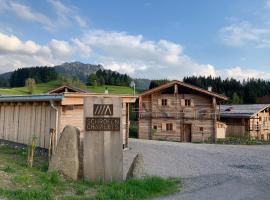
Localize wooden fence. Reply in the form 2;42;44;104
0;102;57;148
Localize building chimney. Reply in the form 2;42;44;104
208;86;212;92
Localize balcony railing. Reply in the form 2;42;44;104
139;109;218;120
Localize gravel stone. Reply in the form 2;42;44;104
124;139;270;200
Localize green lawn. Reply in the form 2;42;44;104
0;145;180;200
0;81;136;95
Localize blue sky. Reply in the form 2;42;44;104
1;0;270;80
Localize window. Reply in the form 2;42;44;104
199;127;204;131
166;123;173;131
153;125;157;130
161;99;167;106
185;99;191;106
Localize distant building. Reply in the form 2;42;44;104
220;104;270;140
138;80;227;142
0;85;137;148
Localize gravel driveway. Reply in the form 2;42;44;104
124;139;270;200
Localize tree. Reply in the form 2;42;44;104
87;74;98;86
149;79;169;89
10;67;58;87
230;92;241;104
25;78;36;94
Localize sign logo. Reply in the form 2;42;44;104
85;117;120;131
93;104;113;116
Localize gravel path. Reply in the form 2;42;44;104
124;139;270;200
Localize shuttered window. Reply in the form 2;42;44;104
161;99;167;106
185;99;191;106
166;123;173;131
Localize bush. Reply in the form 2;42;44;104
129;123;138;138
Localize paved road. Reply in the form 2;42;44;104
125;139;270;200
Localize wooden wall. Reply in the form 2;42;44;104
221;107;270;140
139;89;216;142
0;102;57;148
59;105;84;132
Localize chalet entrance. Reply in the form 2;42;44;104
183;124;192;142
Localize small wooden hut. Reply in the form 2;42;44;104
220;104;270;140
0;86;137;148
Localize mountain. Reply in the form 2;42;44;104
0;61;150;89
0;62;104;87
54;62;103;82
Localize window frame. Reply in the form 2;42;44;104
185;99;191;107
161;99;168;106
166;123;173;131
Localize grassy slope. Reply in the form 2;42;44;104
0;145;180;200
0;81;135;95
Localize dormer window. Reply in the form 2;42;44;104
162;99;167;106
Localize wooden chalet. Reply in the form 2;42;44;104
0;85;137;149
220;104;270;140
138;80;227;142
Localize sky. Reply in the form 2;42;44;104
1;0;270;80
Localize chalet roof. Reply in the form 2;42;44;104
140;80;227;100
0;94;63;102
47;85;88;94
220;104;270;118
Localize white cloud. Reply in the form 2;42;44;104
72;38;91;58
220;22;270;47
74;15;88;28
220;1;270;48
48;0;88;28
218;66;270;80
0;0;87;32
72;30;218;79
49;39;74;58
1;24;270;80
1;1;54;31
0;32;87;73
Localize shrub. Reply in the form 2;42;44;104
129;124;138;138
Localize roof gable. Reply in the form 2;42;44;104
140;80;227;100
47;85;88;94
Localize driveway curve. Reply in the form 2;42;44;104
124;139;270;200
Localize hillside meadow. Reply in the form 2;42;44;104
0;81;135;95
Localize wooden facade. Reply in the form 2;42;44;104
0;101;58;148
138;81;227;142
220;104;270;140
0;87;137;148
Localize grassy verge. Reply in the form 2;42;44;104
0;145;179;200
216;137;270;145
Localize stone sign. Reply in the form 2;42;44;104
83;96;123;182
85;117;120;131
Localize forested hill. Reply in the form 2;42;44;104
148;76;270;104
0;62;132;88
183;76;270;104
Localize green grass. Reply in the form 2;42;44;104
86;85;134;94
216;136;270;145
95;177;179;200
0;80;135;95
0;145;179;200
